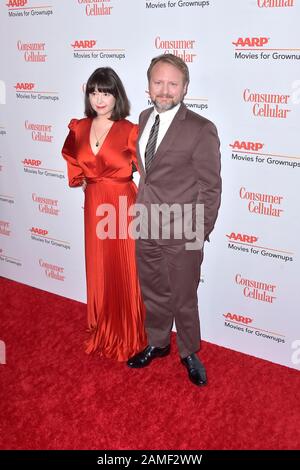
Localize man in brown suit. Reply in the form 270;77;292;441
127;54;221;386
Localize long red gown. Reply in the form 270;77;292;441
62;118;147;361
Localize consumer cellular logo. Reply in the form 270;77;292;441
17;40;47;62
39;259;65;281
154;36;197;62
25;120;53;143
77;0;113;16
243;89;291;118
32;193;60;216
257;0;295;8
235;273;277;303
239;187;284;217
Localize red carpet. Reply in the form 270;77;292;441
0;276;300;450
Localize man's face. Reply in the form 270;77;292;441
149;61;187;113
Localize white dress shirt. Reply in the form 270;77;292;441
139;103;181;170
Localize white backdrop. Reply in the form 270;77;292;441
1;0;300;370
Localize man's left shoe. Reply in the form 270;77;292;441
181;353;207;386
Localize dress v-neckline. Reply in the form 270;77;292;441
89;119;115;157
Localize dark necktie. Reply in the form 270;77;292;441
145;114;160;172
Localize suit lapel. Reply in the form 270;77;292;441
137;103;187;177
136;108;153;178
146;103;187;175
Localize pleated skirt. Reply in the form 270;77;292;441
84;179;147;361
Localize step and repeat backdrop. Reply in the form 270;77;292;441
1;0;299;370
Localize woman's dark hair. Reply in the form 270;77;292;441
84;67;130;120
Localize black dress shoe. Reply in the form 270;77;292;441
181;353;207;386
127;345;170;368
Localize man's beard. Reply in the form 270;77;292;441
152;95;180;112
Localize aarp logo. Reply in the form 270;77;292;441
230;141;264;152
14;82;35;91
223;312;253;324
22;158;42;167
232;37;269;48
30;227;48;236
226;232;258;244
6;0;27;7
71;40;97;49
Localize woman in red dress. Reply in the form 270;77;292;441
62;67;146;361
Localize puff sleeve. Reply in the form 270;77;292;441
61;119;85;187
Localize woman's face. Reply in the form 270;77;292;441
89;90;116;118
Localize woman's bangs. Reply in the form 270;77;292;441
86;79;115;96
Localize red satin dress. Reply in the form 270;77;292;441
62;118;147;361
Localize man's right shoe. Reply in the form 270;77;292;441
181;353;207;386
127;345;170;368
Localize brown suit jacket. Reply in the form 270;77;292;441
136;103;222;244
